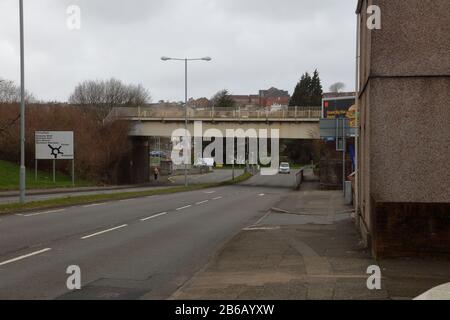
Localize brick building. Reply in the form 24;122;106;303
231;87;290;108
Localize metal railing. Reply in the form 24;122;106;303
106;106;321;122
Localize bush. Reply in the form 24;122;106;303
0;103;131;184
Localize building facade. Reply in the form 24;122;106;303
355;0;450;258
231;87;290;108
259;87;290;107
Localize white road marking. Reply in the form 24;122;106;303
244;210;272;230
140;212;168;221
243;226;280;231
83;203;108;208
258;193;265;196
204;191;216;194
0;248;51;266
176;205;192;211
17;209;66;217
195;200;209;205
81;224;128;240
119;199;132;202
212;196;223;200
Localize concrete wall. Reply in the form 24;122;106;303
129;120;320;140
356;0;450;258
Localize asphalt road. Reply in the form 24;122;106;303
0;172;296;299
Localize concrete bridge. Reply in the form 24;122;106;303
108;106;321;139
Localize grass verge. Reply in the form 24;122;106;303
0;160;93;191
0;172;253;216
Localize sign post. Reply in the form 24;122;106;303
35;131;74;186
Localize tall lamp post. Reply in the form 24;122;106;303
19;0;26;204
161;56;212;187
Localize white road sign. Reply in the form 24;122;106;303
35;131;74;160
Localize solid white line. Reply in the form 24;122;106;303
140;212;168;221
83;202;108;208
0;248;51;266
176;205;192;211
212;196;223;200
81;224;128;239
19;209;66;217
196;200;209;205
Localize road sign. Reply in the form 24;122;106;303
320;118;356;139
35;131;74;160
322;96;356;119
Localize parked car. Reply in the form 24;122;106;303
149;150;168;158
194;157;215;168
278;162;291;174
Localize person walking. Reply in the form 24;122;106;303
153;167;159;181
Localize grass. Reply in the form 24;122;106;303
0;171;253;215
0;160;93;191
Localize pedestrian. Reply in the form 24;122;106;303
154;167;159;181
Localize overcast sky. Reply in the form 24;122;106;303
0;0;357;102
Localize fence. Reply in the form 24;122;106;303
106;106;321;122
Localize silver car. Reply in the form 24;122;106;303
278;162;291;174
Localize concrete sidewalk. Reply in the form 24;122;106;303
171;182;450;300
0;184;148;198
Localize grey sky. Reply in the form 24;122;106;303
0;0;357;102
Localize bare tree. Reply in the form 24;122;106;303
69;78;151;121
0;78;36;103
329;82;346;93
124;83;151;107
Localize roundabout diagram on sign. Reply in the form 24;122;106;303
48;144;64;159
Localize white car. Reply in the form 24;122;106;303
278;162;291;174
194;157;215;168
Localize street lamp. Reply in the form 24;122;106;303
161;56;212;187
19;0;26;203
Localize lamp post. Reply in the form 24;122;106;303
19;0;26;204
161;56;212;187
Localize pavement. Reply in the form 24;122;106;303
171;179;450;300
167;169;244;185
0;171;296;299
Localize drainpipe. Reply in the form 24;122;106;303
354;13;361;222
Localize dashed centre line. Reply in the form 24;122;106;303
0;248;52;267
176;205;192;211
212;196;223;200
81;224;128;240
83;203;108;208
196;200;209;205
140;212;168;221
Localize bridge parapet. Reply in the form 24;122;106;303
106;106;321;122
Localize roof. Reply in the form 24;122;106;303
323;92;356;99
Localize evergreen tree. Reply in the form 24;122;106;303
289;72;311;106
310;69;323;106
289;70;323;107
211;89;236;108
